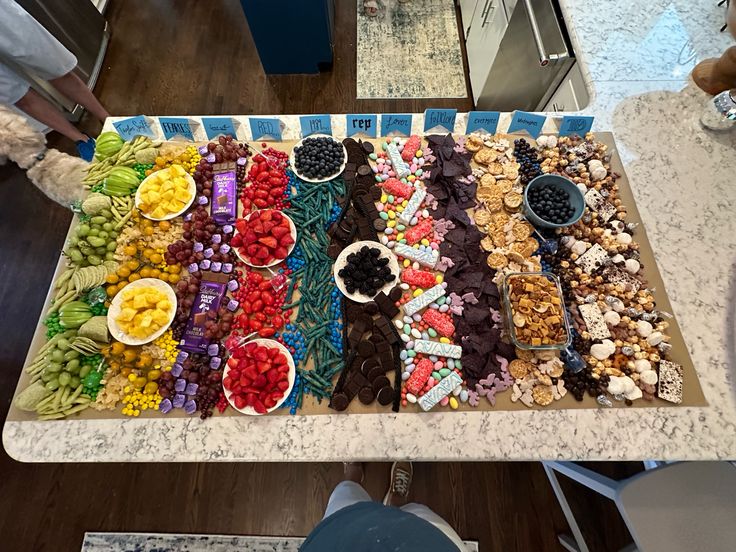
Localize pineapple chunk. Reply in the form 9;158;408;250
118;307;137;322
132;294;148;309
170;165;186;176
174;188;191;202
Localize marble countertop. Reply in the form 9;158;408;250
4;1;736;462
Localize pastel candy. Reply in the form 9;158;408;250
418;372;463;411
387;143;411;178
394;242;438;268
398;185;427;224
413;339;462;359
402;284;445;317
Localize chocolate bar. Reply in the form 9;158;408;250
602;265;641;293
402;284;445;317
211;170;237;224
578;303;611;340
374;291;400;319
584;188;616;223
418;372;462;411
657;360;683;404
575;243;609;274
398;184;426;224
394;242;438;269
413;339;462;359
179;272;228;353
386;142;411;178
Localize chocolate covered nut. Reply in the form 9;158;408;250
362;141;374;154
358;386;375;405
373;218;388;231
389;286;403;302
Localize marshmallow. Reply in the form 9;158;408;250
637;320;653;338
640;370;658;385
624;258;640;274
603;311;621;326
634;359;652;373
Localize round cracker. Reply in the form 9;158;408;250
480;236;495;251
532;385;554;406
465;135;484;152
504;191;523;210
486;252;508;269
508;359;532;379
474;209;492;227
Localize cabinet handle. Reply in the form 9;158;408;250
522;0;570;66
482;1;495;27
480;0;491;19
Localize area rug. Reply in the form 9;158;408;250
356;0;467;99
82;532;479;551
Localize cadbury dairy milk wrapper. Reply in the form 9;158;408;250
211;170;237;225
179;272;228;353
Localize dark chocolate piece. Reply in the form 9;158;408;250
358;386;375;405
372;375;390;392
368;367;387;381
331;393;349;411
374;291;400;319
363;301;379;316
357;164;372;176
357;340;376;357
377;386;394;406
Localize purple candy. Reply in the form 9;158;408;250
193;242;204;253
188;263;199;273
175;378;187;393
237;156;247;166
198;145;208;155
207;343;220;356
198;196;209;205
159;398;173;414
204;247;214;259
227;299;239;312
176;351;189;362
184;399;197;415
199;259;211;270
171;363;184;377
227;279;239;292
222;263;233;274
212;234;222;244
206;153;216;163
220;244;231;254
222;224;233;234
211;261;222;272
185;382;199;396
173;394;186;408
209;356;222;370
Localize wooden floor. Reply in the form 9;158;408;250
1;1;640;550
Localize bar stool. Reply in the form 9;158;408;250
543;461;736;552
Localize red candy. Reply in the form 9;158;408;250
400;268;436;288
380;177;414;199
421;309;455;338
405;358;434;395
404;218;434;245
401;135;421;162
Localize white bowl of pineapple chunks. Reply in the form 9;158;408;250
107;278;178;345
135;164;196;221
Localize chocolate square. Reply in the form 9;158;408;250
575;243;609;274
602;266;641;293
578;303;611;340
657;360;683;404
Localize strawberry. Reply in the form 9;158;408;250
264;396;277;409
254;347;269;362
260;210;272;221
255;246;270;260
277;380;290;391
244;365;259;381
262;220;276;233
234;395;247;410
253;398;267;414
272;225;290;239
266;369;280;384
252;374;267;389
273;247;288;260
272;211;283;223
279;234;295;246
258;236;278;248
244;229;258;244
235;220;249;234
227;357;239;369
231;233;243;247
223;376;233;390
258;360;272;374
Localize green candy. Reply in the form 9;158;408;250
431;371;442;381
402;324;411;335
427;328;437;338
407;350;416;358
436;296;446;305
369;152;378;160
439;368;451;378
387;195;394;203
397;224;406;231
379;211;389;220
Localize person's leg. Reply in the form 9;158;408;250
322;463;372;520
48;71;109;123
400;503;466;551
14;88;86;142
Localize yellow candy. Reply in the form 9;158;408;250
387;210;396;220
415;149;423;158
449;397;459;410
403;259;410;268
380;194;388;203
396;206;404;213
402;200;409;207
420;238;430;246
387;220;396;228
412;289;423;298
408;175;416;182
440;337;451;344
435;274;444;284
396;233;404;241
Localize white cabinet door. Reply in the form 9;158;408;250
466;0;508;103
458;0;479;37
543;64;590;112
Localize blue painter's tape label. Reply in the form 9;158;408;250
159;117;194;141
112;115;154;140
249;117;283;141
300;115;332;137
346;114;377;138
466;111;500;134
507;111;546;138
202;117;237;139
381;114;412;136
424;109;457;133
559;115;594;136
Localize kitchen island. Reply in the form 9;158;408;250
4;1;735;462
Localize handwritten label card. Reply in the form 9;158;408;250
507;111;546;138
112;115;154;141
300;114;332;137
202;117;238;139
346;114;377;138
249;117;283;141
381;114;412;136
466;111;500;134
558;115;594;136
159;117;195;141
424;109;457;133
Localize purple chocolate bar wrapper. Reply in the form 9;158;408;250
179;278;227;353
211;170;237;225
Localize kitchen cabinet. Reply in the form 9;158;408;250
542;63;589;112
466;0;509;103
458;0;479;38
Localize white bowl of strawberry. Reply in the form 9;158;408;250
222;338;296;415
232;209;297;268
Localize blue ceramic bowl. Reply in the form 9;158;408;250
523;174;585;229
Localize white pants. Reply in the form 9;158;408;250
323;481;467;551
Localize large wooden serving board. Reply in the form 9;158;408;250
5;132;705;422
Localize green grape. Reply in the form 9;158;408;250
50;349;64;363
77;224;90;237
68;248;83;263
88;228;100;236
104;251;115;261
106;241;117;251
102;222;113;232
58;372;71;386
